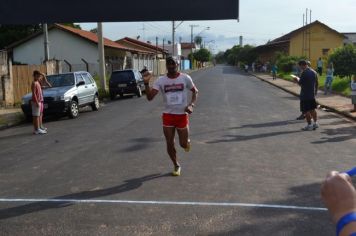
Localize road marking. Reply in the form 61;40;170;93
0;198;327;211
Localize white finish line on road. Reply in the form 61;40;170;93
0;198;327;212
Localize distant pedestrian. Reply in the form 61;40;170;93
317;57;323;76
31;70;47;135
351;75;356;112
271;64;277;80
292;60;319;131
244;64;249;72
324;63;334;95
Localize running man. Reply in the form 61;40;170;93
143;57;198;176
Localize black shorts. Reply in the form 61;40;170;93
300;99;317;113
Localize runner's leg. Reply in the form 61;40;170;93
163;127;179;167
311;109;317;122
177;127;189;149
305;111;312;125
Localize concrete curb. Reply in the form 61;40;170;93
0;111;25;131
250;73;356;122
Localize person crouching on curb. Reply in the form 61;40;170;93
31;71;47;135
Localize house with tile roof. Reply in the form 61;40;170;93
6;24;156;75
255;21;345;68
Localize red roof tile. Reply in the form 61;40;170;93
181;43;196;49
120;37;166;52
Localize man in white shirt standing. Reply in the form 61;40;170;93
143;57;199;176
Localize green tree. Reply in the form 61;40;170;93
328;44;356;78
275;52;305;73
214;51;226;64
194;36;203;47
0;24;42;49
193;48;211;62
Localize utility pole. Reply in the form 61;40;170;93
190;25;199;46
97;22;106;91
43;23;49;61
172;21;175;57
172;21;184;58
156;36;159;74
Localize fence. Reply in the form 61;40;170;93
12;64;47;104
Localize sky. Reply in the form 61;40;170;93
79;0;356;54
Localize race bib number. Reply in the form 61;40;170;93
166;92;183;105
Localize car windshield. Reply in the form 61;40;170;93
111;71;134;83
47;74;75;87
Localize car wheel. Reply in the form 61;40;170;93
91;95;100;111
136;86;142;97
68;100;79;119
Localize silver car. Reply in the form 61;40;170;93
21;71;100;119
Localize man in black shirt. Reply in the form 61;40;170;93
292;60;319;131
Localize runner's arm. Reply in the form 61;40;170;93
41;73;52;87
189;87;198;107
143;72;158;101
145;86;159;101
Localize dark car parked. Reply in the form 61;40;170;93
109;69;145;100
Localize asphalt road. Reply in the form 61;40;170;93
0;65;355;236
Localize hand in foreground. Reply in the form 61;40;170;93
321;171;356;223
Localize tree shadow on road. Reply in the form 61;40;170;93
0;173;170;220
206;130;302;144
191;120;302;138
120;137;162;152
207;183;333;236
312;126;356;144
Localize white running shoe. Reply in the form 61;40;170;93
313;122;319;130
302;124;314;131
33;129;47;135
40;126;48;131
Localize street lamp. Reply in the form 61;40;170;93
196;27;210;37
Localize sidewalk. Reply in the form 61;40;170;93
0;108;24;130
251;73;356;121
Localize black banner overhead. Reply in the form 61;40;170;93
0;0;239;24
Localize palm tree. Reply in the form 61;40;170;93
194;36;203;47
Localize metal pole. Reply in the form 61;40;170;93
97;22;106;91
172;21;175;57
156;36;159;74
43;23;49;62
302;14;305;56
309;9;312;60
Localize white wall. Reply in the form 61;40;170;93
13;28;99;65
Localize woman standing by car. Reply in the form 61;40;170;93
39;72;51;131
31;71;47;134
